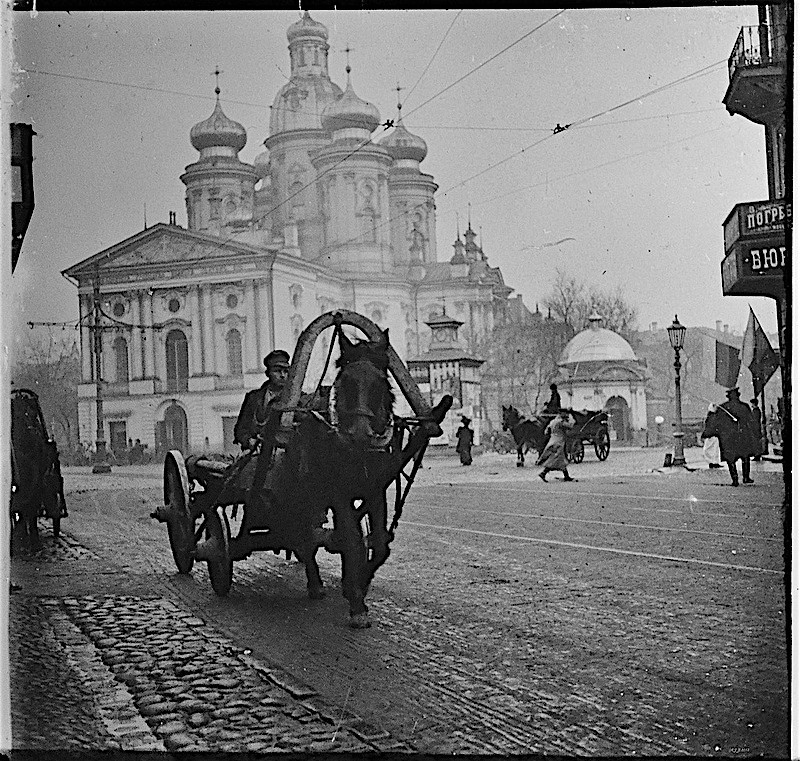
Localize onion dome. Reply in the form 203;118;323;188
287;10;328;43
253;150;270;179
190;94;247;152
321;70;380;134
380;107;427;162
559;312;638;364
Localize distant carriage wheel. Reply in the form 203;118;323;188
595;428;611;461
570;438;585;463
163;451;196;574
206;506;233;597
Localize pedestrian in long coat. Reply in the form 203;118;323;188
455;417;474;465
749;397;767;460
537;409;575;482
703;388;756;486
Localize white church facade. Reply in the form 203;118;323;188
64;12;516;456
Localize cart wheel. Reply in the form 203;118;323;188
164;451;196;574
594;428;610;461
568;438;584;463
205;506;233;596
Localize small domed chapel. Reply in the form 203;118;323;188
64;12;516;454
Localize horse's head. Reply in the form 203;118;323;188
501;405;519;432
333;329;395;450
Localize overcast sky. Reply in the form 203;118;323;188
6;7;782;352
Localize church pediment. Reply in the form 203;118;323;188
64;223;274;280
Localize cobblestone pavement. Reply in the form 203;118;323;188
8;449;789;756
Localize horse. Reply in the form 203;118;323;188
501;405;549;467
10;389;50;553
249;327;399;629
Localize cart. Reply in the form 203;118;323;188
565;409;611;463
151;311;452;623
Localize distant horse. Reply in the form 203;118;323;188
10;389;50;552
501;405;549;468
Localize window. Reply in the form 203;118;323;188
226;329;243;375
226;294;238;310
165;329;189;392
168;298;181;313
113;302;126;318
113;336;129;382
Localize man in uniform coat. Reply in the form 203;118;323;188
714;387;757;486
234;349;291;451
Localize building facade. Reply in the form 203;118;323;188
63;12;519;456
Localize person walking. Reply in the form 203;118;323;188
537;409;575;482
701;404;723;469
455;416;474;466
713;388;757;486
749;397;767;461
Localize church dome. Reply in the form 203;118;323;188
380;114;427;162
287;11;328;43
559;313;637;364
190;98;247;152
321;73;380;134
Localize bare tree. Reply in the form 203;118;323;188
11;327;81;450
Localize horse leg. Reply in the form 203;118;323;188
295;539;325;599
358;492;390;595
334;503;370;628
517;445;525;467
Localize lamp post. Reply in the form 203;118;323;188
666;315;687;468
91;274;112;474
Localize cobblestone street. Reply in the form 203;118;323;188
8;448;788;756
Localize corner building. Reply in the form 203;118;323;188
64;12;518;456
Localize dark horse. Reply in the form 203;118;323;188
501;405;549;467
11;389;55;552
249;328;400;629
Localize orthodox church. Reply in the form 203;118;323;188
64;12;516;455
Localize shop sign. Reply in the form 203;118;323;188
723;199;791;252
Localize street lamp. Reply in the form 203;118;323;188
666;314;687;468
91;275;111;474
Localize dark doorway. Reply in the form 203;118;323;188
163;403;189;454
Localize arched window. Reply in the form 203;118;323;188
226;329;243;375
165;329;189;392
113;336;129;382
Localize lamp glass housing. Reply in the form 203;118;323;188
667;315;686;351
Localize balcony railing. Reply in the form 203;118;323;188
729;25;787;81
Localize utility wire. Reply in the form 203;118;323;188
403;9;566;121
401;10;462;109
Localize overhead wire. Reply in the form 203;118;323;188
401;10;462;109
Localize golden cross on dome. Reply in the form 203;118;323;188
395;82;405;114
342;44;354;74
213;66;223;98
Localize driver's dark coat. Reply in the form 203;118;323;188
233;382;280;447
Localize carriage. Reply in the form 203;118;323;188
564;409;611;463
10;388;68;549
151;311;452;628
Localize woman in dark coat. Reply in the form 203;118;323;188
455;417;474;466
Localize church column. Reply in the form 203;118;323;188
201;284;216;375
244;279;258;371
142;290;155;378
80;294;92;382
130;291;143;379
189;285;202;375
253;279;264;361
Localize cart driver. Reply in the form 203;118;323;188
233;349;291;452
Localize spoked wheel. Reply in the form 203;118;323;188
594;428;611;461
568;438;585;463
205;506;233;597
163;451;196;574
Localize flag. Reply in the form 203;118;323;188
741;306;780;396
715;340;741;388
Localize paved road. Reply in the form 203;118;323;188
8;449;788;756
